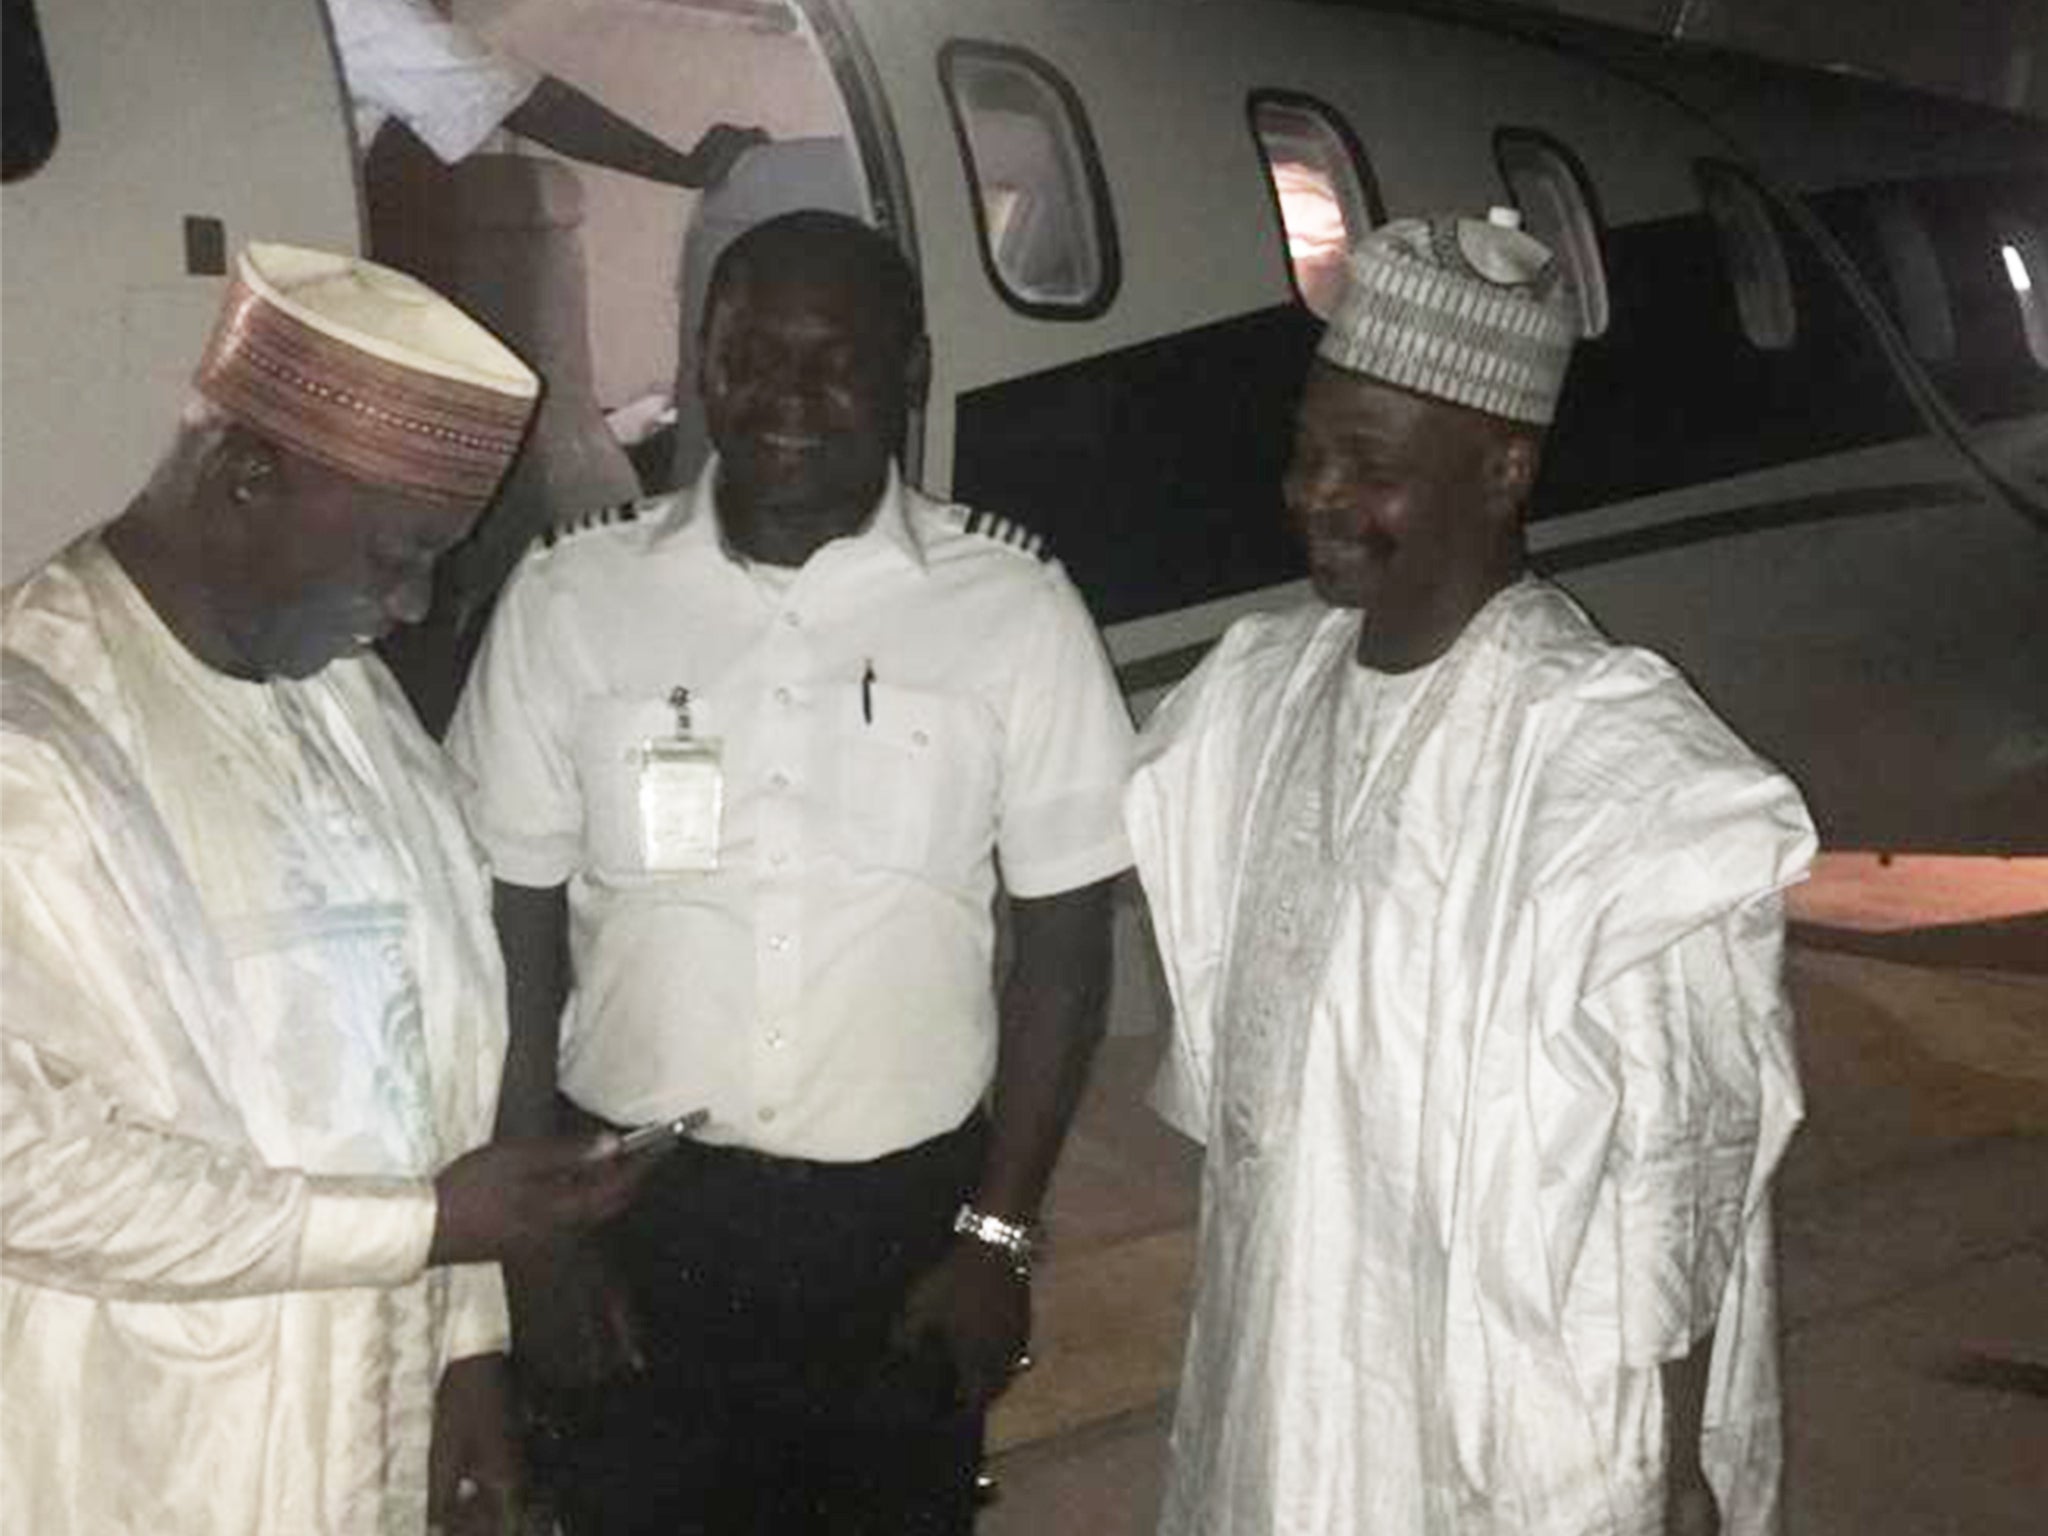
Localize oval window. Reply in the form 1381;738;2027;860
1697;160;1799;351
940;43;1118;318
1870;191;1956;363
1992;219;2048;370
1248;93;1380;318
1496;130;1609;338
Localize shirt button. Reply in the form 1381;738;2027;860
757;1107;778;1124
766;1030;786;1049
768;850;789;868
768;933;791;953
769;770;790;791
781;610;801;628
774;686;793;706
911;729;929;748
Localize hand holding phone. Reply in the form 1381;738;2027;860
613;1107;710;1157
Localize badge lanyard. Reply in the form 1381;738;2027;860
636;686;723;872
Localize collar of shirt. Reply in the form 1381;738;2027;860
657;455;929;577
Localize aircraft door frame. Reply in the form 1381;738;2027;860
794;0;927;478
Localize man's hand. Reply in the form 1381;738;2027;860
681;123;768;188
429;1354;523;1536
1661;1335;1718;1536
891;1238;1030;1409
1666;1471;1722;1536
505;1237;645;1395
429;1137;647;1266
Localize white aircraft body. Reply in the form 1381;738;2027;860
6;0;2045;902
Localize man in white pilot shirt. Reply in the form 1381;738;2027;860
448;210;1135;1534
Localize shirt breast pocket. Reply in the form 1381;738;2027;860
828;683;996;881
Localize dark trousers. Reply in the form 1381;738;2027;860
536;1115;989;1536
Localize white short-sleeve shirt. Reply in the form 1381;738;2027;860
447;464;1135;1161
325;0;542;164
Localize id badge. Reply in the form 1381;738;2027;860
636;736;723;871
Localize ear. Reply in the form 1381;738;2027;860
697;290;735;402
902;332;933;412
209;426;283;512
1484;429;1540;527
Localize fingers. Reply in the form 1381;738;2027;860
602;1273;649;1375
514;1135;645;1230
888;1266;942;1355
440;1476;517;1536
434;1137;656;1263
507;1239;647;1392
429;1454;517;1533
516;1133;621;1173
692;123;769;189
955;1332;1024;1409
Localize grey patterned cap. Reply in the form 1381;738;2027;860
1316;208;1578;425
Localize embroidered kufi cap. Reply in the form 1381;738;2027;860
194;242;539;507
1316;208;1578;425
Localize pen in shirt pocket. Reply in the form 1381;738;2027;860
862;659;876;725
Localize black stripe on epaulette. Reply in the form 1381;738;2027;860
956;508;1051;562
539;498;644;550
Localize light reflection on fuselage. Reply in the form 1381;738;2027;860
1789;852;2048;933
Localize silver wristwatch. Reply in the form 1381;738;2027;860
953;1203;1037;1278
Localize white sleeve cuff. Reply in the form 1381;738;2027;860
294;1176;437;1291
1003;832;1134;901
479;835;582;892
418;63;542;164
443;1260;512;1361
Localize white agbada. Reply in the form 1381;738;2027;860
1128;579;1814;1536
1;540;508;1535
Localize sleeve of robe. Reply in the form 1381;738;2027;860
1126;638;1242;1145
1;745;438;1301
1584;893;1798;1364
1580;891;1801;1534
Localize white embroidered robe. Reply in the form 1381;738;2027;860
1128;580;1814;1536
1;540;507;1534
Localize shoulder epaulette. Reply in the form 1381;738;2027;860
538;498;645;551
952;506;1053;562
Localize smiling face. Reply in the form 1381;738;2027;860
698;215;926;567
1283;360;1536;670
210;439;481;680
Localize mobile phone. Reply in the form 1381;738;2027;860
615;1107;710;1156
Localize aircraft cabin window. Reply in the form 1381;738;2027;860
2;0;58;183
1870;192;1956;363
1248;93;1381;319
940;43;1118;319
1992;221;2048;369
1494;130;1609;338
1697;161;1799;352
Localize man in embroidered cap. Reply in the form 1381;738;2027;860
1;242;655;1535
1126;211;1815;1536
